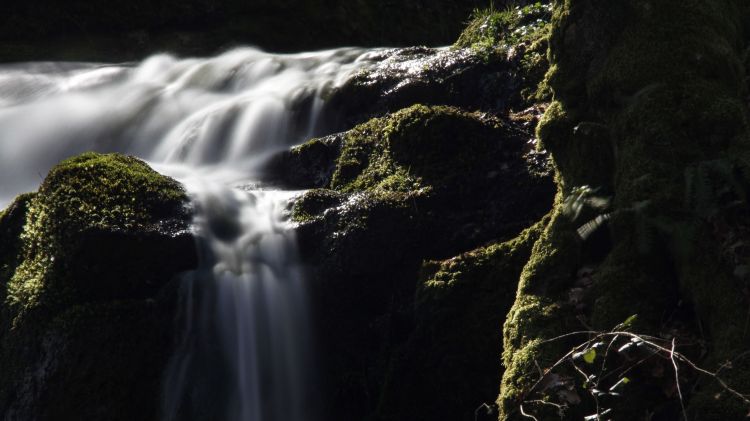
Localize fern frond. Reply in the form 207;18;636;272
577;213;612;240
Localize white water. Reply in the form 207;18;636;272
161;185;312;421
0;47;382;206
0;47;382;420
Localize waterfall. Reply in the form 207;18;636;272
0;47;381;206
160;184;312;421
0;47;381;420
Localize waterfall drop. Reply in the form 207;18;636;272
161;185;312;421
0;46;380;420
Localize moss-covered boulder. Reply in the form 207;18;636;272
288;104;554;420
376;218;548;421
0;152;197;420
499;1;750;419
0;193;35;311
295;104;554;256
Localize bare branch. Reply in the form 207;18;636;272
518;328;750;419
670;338;688;421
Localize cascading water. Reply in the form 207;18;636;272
160;184;313;421
0;47;381;420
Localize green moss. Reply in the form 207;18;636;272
0;192;37;333
291;137;331;157
0;193;36;284
536;102;614;191
330;104;504;196
6;152;187;321
291;188;346;223
498;199;582;413
455;2;553;102
0;152;194;418
501;0;750;419
375;217;549;421
454;2;552;53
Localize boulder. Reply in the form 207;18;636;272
289;104;555;420
0;152;197;420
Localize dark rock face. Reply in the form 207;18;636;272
323;47;522;127
260;10;557;418
288;105;555;420
377;219;547;421
266;133;345;189
0;153;197;420
500;1;750;420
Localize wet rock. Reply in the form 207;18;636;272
323;46;520;128
264;133;345;189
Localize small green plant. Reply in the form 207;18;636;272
562;186;611;221
455;2;552;55
561;185;612;240
454;1;553;101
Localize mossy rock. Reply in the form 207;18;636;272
0;193;36;313
294;103;555;255
264;133;345;190
0;152;197;420
454;1;553;104
375;218;548;421
330;104;510;194
324;46;522;126
500;1;750;419
288;103;554;420
6;152;194;318
325;6;556;128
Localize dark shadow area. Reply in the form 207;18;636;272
0;0;491;62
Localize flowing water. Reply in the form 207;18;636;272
0;47;381;420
